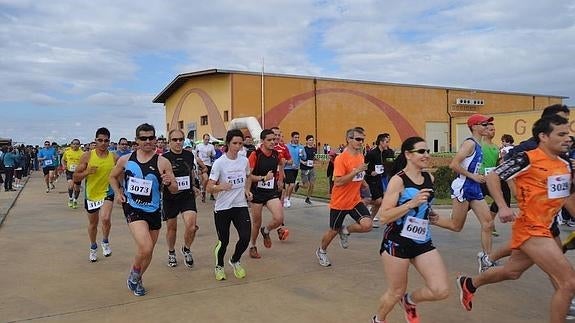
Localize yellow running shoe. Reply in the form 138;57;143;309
563;232;575;253
229;259;246;279
214;266;226;281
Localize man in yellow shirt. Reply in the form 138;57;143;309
61;139;84;208
74;128;118;262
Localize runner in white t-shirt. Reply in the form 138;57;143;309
196;133;217;202
207;129;253;281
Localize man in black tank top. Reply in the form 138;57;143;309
162;129;201;268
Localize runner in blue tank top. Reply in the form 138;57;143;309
109;123;178;297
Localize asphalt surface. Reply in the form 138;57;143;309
1;172;574;322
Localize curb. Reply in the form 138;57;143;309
0;176;29;227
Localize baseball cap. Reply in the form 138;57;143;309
467;114;494;127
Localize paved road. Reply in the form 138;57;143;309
1;172;573;322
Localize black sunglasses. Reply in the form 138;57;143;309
409;149;430;154
170;138;184;142
138;135;156;141
350;137;365;142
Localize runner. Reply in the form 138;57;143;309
116;137;132;157
248;129;289;259
284;131;304;208
37;140;57;193
365;133;395;228
456;114;575;322
109;123;177;296
162;129;200;268
295;135;317;205
373;137;448;323
315;127;373;267
195;133;216;202
73;128;118;262
478;123;501;236
432;114;495;272
61;139;83;209
207;129;252;280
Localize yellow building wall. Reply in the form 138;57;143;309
162;71;564;150
164;74;231;138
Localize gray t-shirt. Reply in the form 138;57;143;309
209;154;250;211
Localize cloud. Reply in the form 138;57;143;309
0;0;573;145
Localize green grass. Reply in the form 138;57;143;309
294;162;509;206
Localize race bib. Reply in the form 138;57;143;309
305;160;314;167
400;216;429;242
257;177;275;189
375;164;384;175
69;164;77;172
352;171;365;182
483;167;495;175
44;159;53;166
86;199;104;211
474;162;482;174
127;177;153;196
227;173;245;189
548;175;570;199
175;176;191;190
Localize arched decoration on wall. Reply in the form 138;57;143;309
170;88;226;138
264;88;419;141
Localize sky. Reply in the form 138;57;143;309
1;0;574;145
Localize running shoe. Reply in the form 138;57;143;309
127;272;139;292
45;188;50;193
277;227;290;241
229;259;246;279
261;227;272;248
89;248;97;262
399;293;420;323
477;251;493;273
371;315;386;323
283;199;291;208
67;200;73;208
339;230;350;249
305;197;312;205
181;246;194;268
133;279;146;296
372;218;380;228
315;248;331;267
72;200;78;209
101;242;112;257
168;252;177;267
491;228;499;237
563;232;575;253
50;183;55;189
456;276;474;311
215;266;227;281
249;246;261;259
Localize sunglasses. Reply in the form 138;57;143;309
138;135;156;141
170;138;184;142
350;137;365;142
95;138;110;143
409;149;430;154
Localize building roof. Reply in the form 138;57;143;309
152;68;568;104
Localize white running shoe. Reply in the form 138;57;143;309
89;248;98;262
283;199;291;208
339;230;350;249
477;251;493;273
102;242;112;257
316;248;331;267
372;218;380;228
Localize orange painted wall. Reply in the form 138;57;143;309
163;71;564;151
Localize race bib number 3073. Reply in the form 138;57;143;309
127;177;153;196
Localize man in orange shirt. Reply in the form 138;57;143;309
316;127;373;267
457;115;575;322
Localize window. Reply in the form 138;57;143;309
178;120;184;129
223;110;229;122
200;115;208;125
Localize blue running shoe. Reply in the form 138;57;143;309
133;280;146;296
